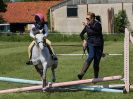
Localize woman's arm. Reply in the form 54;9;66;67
80;27;87;49
80;27;87;40
86;21;102;35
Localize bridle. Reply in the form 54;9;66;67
35;36;47;47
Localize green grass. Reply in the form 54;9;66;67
0;41;133;99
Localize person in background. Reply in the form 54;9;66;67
26;13;57;65
77;12;104;80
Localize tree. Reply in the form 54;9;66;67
114;10;129;33
0;0;7;12
3;0;10;2
0;0;7;23
19;0;61;1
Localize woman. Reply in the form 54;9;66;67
77;12;104;79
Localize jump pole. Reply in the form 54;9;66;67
74;84;125;89
0;77;124;88
0;85;42;94
48;75;122;88
47;85;123;93
130;85;133;90
63;85;123;93
0;77;42;85
124;28;130;92
57;53;122;56
0;75;122;94
130;32;133;44
0;85;123;94
128;30;133;91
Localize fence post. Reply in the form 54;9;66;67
124;28;130;92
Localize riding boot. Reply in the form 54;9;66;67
51;54;58;60
77;62;89;80
94;66;99;78
26;60;33;65
47;44;58;60
26;41;35;65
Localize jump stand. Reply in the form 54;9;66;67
0;28;133;94
0;75;122;94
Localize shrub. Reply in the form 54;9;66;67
0;32;124;42
114;10;129;33
103;34;124;41
0;34;32;42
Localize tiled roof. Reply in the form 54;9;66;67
1;1;62;23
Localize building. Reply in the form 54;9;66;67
0;0;63;33
50;0;133;33
1;0;133;34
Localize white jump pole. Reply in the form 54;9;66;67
130;33;133;44
57;54;122;56
124;28;130;92
0;77;124;89
130;85;133;90
129;30;133;91
0;75;122;94
0;85;123;94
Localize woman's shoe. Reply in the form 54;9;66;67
77;74;84;80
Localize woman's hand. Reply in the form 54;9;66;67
83;40;87;49
82;22;86;26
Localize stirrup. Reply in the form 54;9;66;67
52;55;58;60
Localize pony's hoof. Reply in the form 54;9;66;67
42;88;47;92
48;82;52;87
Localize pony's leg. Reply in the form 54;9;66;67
34;65;43;77
51;67;56;82
42;63;47;88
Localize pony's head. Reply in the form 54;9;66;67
35;34;45;50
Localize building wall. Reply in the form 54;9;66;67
87;3;133;33
52;3;133;33
53;5;87;33
124;3;133;31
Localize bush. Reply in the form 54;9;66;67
103;34;124;41
0;33;81;42
48;33;80;42
114;10;129;33
0;32;124;42
0;34;32;42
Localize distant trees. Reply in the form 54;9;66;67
22;0;61;1
3;0;10;2
0;0;7;23
0;0;7;12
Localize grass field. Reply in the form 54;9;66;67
0;41;133;99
